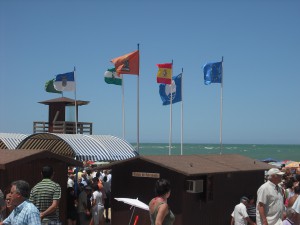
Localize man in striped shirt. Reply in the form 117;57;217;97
29;166;61;225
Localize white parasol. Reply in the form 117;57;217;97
115;197;149;211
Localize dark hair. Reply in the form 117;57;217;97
155;179;171;196
67;187;74;193
11;180;30;199
42;166;53;179
103;176;107;182
92;177;99;183
294;186;300;194
92;183;99;191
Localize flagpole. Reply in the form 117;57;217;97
219;57;224;154
169;60;173;155
181;68;183;155
137;44;140;152
74;66;78;134
122;74;125;139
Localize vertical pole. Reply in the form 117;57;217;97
137;44;140;152
122;74;125;139
74;67;78;134
169;60;173;155
220;57;224;154
181;68;183;155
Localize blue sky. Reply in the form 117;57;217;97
0;0;299;145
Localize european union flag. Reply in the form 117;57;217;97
203;62;222;85
159;73;182;106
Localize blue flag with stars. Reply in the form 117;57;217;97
203;62;222;85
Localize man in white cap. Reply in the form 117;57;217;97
256;168;285;225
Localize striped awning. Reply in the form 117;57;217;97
16;133;138;161
0;133;28;149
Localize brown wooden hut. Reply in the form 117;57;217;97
0;149;82;224
103;154;273;225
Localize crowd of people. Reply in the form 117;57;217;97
230;167;300;225
1;163;299;225
66;167;112;225
0;165;111;225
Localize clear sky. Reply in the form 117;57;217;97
0;0;299;145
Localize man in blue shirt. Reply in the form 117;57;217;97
0;180;41;225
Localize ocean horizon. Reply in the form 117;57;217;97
133;143;300;162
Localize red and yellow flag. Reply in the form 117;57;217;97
111;50;139;75
156;63;172;84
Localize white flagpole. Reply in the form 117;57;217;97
219;57;224;154
169;60;173;155
137;44;140;152
181;68;183;155
122;74;125;139
74;67;78;134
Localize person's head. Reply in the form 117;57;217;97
294;186;300;195
155;179;171;197
247;195;256;205
92;183;99;192
285;177;296;189
240;196;249;206
92;177;99;184
295;167;300;175
67;187;74;195
267;168;284;185
84;185;92;193
10;180;30;207
42;165;54;179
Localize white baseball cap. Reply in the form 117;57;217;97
267;168;284;176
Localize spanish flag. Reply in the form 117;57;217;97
156;63;172;84
111;50;139;75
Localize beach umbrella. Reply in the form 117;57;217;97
114;197;149;211
261;158;278;163
280;160;295;166
268;162;282;168
286;162;300;168
115;197;149;225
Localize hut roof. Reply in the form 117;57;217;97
0;149;82;170
38;97;89;106
17;133;138;161
0;133;28;149
100;154;273;176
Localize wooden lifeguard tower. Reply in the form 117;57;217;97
33;97;92;134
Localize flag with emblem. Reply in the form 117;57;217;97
45;79;62;94
104;68;122;86
111;50;139;75
54;71;75;91
156;63;172;84
203;62;222;85
159;73;182;105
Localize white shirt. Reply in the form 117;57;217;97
256;181;284;225
233;202;249;225
292;195;300;213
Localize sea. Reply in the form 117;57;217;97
133;143;300;162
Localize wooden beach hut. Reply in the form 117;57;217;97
103;154;272;225
0;149;82;224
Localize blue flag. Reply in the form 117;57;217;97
159;73;182;106
54;72;75;91
203;62;222;85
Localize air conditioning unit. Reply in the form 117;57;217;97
186;180;203;193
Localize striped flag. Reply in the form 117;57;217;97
156;63;172;84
